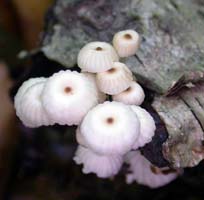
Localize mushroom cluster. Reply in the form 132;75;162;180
14;29;178;187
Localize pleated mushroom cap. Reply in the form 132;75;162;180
80;101;140;155
83;72;106;103
77;41;119;73
16;81;53;127
76;126;88;147
125;151;181;188
96;62;133;95
42;70;98;125
112;81;145;105
113;29;140;57
14;77;46;117
131;106;156;149
73;145;123;178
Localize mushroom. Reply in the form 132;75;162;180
96;62;133;95
76;126;88;147
112;81;145;105
125;151;182;188
41;70;98;125
77;41;119;73
80;101;140;155
130;106;156;149
14;77;46;117
15;81;53;127
113;30;140;57
73;145;123;178
82;72;106;103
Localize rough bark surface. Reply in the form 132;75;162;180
42;0;204;94
152;84;204;168
41;0;204;168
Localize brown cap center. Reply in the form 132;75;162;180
150;165;176;175
125;87;132;93
107;68;117;74
95;47;103;51
124;33;132;40
106;117;114;124
150;165;160;174
64;86;72;94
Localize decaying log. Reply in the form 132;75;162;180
42;0;204;94
152;83;204;168
41;0;204;168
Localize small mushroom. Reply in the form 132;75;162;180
77;41;119;73
82;72;106;103
14;77;46;117
125;151;181;188
15;81;53;127
130;106;156;149
42;70;98;125
73;145;123;178
80;101;140;155
112;81;145;105
96;62;133;95
76;126;88;147
113;30;140;57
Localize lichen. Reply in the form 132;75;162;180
42;25;92;67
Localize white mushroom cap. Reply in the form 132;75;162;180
77;41;119;73
130;106;156;149
80;101;140;155
42;70;98;125
112;81;145;105
83;72;106;103
113;30;140;57
73;145;123;178
16;82;53;127
125;151;181;188
14;77;46;117
96;62;133;95
76;126;88;147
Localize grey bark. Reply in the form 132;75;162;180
152;83;204;168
